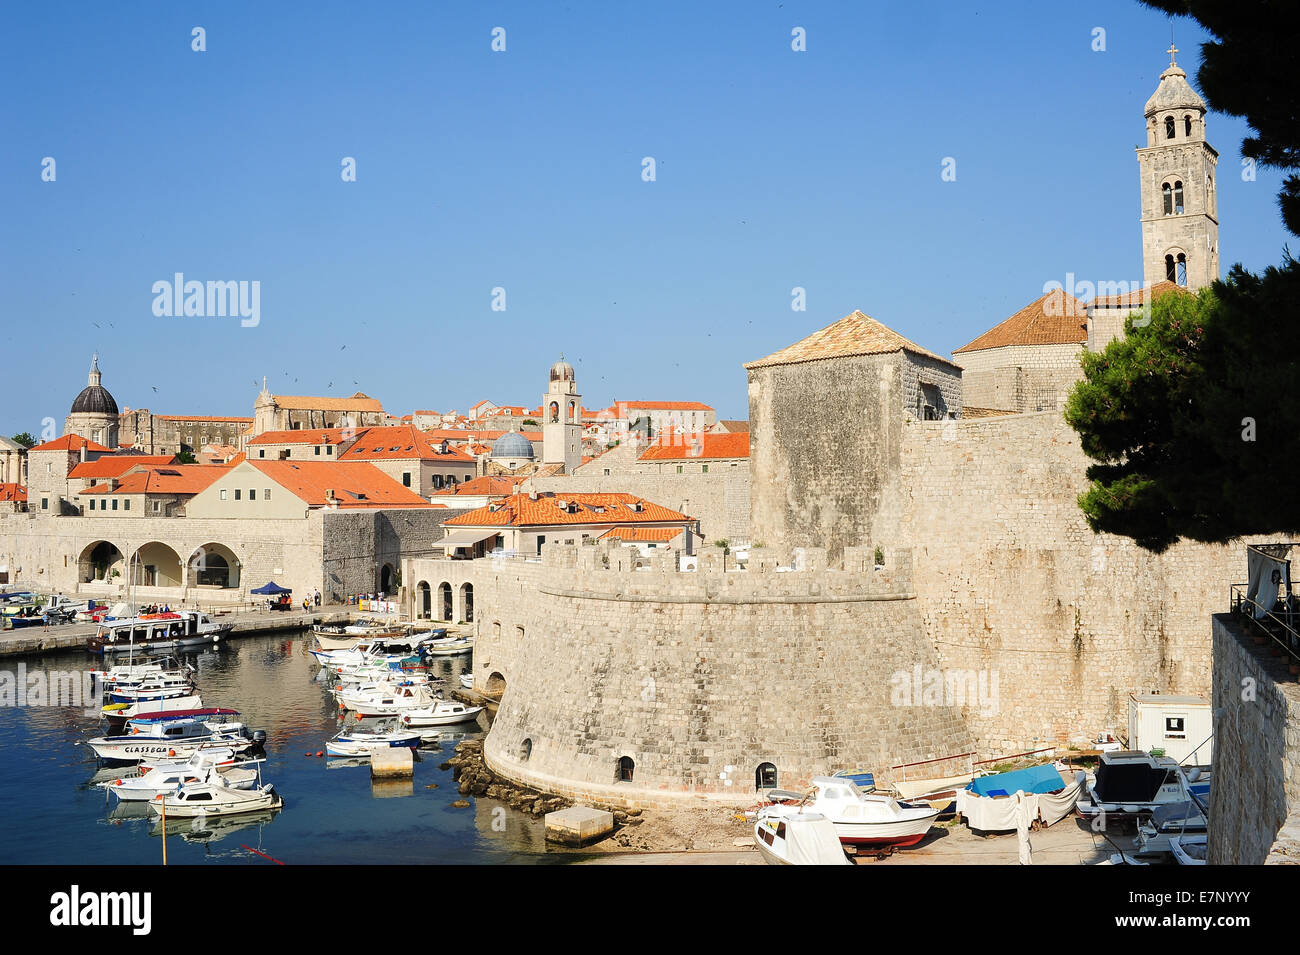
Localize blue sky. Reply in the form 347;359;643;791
1;0;1291;433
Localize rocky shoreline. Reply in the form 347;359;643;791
445;739;649;844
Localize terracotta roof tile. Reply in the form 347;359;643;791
0;483;27;503
29;434;114;453
597;526;684;542
639;432;750;461
79;465;227;496
746;310;956;369
69;455;177;479
432;475;528;497
953;290;1089;353
338;424;477;464
270;393;383;413
614;400;715;412
445;492;692;528
248;461;435;508
248;428;360;446
1088;279;1188;309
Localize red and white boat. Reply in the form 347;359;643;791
758;776;939;848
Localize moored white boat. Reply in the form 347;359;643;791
84;712;262;762
338;681;438;717
399;699;484;727
149;781;281;818
325;728;421;758
99;752;262;802
759;777;939;848
753;812;852;865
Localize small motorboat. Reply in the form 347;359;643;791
459;673;474;690
753;811;852;865
1076;751;1210;823
399;699;484;727
149;781;281;818
337;681;439;716
85;712;264;762
99;753;262;802
760;777;939;848
1170;833;1208;866
326;728;421;758
424;637;473;656
1135;800;1208;857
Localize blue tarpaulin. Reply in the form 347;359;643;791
251;581;292;595
967;764;1064;797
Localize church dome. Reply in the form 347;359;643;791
550;358;575;382
491;431;535;460
1144;63;1206;117
70;354;118;415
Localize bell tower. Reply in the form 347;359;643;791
1137;44;1220;291
542;356;582;473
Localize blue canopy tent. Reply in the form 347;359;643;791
967;763;1065;797
250;581;292;596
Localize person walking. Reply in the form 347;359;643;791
314;588;321;607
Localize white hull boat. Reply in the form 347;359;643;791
150;782;281;818
100;755;261;802
760;776;939;848
754;812;851;865
338;682;438;716
1170;833;1208;865
399;699;484;727
326;729;421;758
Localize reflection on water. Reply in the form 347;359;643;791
0;631;558;864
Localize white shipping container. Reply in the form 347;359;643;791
1127;694;1212;765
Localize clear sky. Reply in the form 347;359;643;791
1;0;1291;434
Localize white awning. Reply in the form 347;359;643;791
438;529;499;548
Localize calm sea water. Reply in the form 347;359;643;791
0;631;560;865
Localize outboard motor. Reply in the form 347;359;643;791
251;729;269;749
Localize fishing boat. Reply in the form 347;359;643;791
325;727;421;758
102;695;204;727
338;681;439;717
149;781;281;818
759;777;940;848
458;673;474;690
99;752;262;802
312;624;408;651
87;611;232;655
84;711;263;762
1075;751;1210;823
753;812;852;865
399;699;484;727
105;674;195;704
424;637;473;656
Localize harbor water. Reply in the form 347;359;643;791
0;631;557;864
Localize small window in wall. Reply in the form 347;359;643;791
265;488;271;500
234;489;241;501
101;499;108;510
756;762;778;790
1162;182;1172;215
111;499;118;511
152;501;161;513
1165;115;1176;139
702;464;709;473
521;738;532;761
124;500;130;511
402;472;411;488
617;756;635;782
220;489;227;501
326;446;333;455
603;468;611;476
515;625;524;640
1165;716;1186;738
1173;180;1184;214
258;449;265;458
250;489;257;500
1184;114;1192;137
41;498;48;510
314;446;321;456
676;465;683;474
89;500;95;511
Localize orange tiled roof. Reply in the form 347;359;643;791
248;427;360;446
1089;279;1188;309
423;428;542;443
445;492;692;528
249;461;435;508
432;475;528;496
745;311;956;369
639;432;750;461
271;393;383;412
0;483;27;503
70;455;177;479
715;420;750;432
79;465;228;496
598;526;684;543
614;400;715;412
29;434;114;453
338;424;477;463
953;290;1089;354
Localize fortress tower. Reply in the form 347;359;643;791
1137;45;1220;291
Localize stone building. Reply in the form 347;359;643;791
746;309;961;564
251;380;386;437
951;289;1088;414
64;354;119;449
1138;46;1219;291
541;358;583;474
